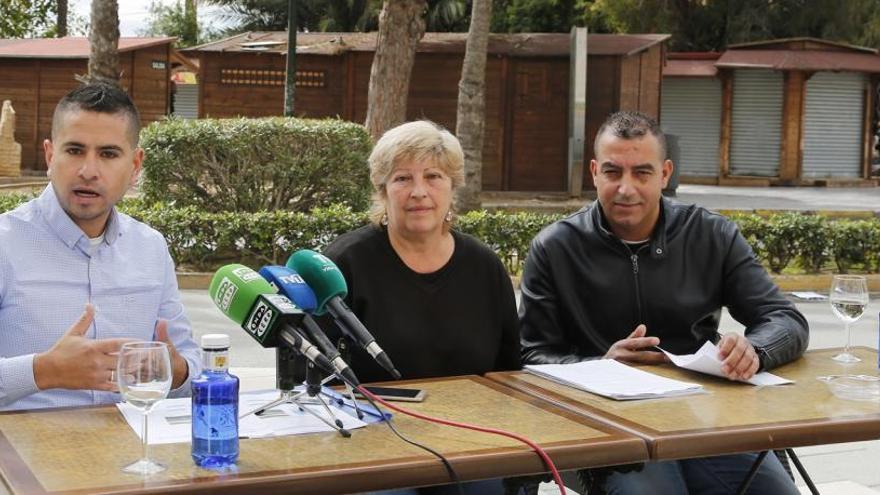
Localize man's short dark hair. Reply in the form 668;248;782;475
51;82;142;146
594;111;666;161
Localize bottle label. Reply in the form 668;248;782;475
212;355;227;369
193;402;238;441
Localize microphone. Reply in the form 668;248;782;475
287;250;402;380
258;265;360;386
208;264;336;377
258;265;317;311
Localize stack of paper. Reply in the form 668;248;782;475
525;359;704;400
117;389;368;445
659;341;794;386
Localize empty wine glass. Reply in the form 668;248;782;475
117;341;172;475
829;275;869;363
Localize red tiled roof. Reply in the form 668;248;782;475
0;37;176;59
727;37;876;54
665;59;718;77
715;49;880;73
184;32;669;57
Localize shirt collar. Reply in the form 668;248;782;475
591;198;669;259
37;184;123;249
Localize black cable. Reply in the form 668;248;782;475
304;340;465;495
330;376;465;495
368;396;464;494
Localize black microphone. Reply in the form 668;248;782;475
259;265;360;386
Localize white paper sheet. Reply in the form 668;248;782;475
791;291;826;300
117;389;368;445
659;341;793;386
525;359;704;400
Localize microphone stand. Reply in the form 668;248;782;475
240;347;351;438
335;337;366;420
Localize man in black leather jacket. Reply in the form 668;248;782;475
519;111;807;494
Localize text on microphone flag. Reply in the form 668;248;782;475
232;266;262;282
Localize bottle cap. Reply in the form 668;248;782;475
201;333;230;350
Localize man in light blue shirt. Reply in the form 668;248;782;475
0;82;200;410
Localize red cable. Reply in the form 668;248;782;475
357;386;566;495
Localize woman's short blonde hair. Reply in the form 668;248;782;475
368;120;465;225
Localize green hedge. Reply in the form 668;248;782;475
1;195;877;275
728;212;880;274
139;117;373;213
125;207;880;274
116;203;561;273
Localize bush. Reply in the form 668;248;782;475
829;220;880;274
0;192;34;213
458;210;563;274
139;117;373;213
120;202;368;270
794;215;831;274
726;212;763;251
758;212;801;273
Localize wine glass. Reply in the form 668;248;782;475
829;275;869;363
117;341;172;475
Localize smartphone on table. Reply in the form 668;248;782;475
352;386;427;402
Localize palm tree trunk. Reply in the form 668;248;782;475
454;0;491;212
365;0;427;142
57;0;68;37
88;0;120;84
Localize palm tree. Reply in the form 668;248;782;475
88;0;120;84
426;0;468;31
455;0;491;211
57;0;68;36
365;0;427;141
317;0;379;32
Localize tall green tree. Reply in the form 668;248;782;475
0;0;57;37
315;0;378;32
582;0;880;51
426;0;469;31
492;0;578;32
205;0;337;32
141;0;214;47
204;0;470;34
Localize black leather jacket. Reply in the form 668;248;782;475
519;198;809;371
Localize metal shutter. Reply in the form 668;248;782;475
802;72;865;178
173;84;199;119
730;70;783;177
661;78;722;177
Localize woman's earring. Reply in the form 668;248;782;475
444;211;453;223
381;212;388;226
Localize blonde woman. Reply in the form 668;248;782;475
321;120;520;384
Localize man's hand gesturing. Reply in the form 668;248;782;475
33;304;134;392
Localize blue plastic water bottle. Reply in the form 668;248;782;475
192;334;239;468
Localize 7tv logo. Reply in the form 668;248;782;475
279;273;306;285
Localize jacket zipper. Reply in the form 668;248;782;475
626;245;647;325
631;254;643;323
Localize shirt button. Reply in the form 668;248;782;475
656;248;663;255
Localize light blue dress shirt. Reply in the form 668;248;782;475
0;185;200;410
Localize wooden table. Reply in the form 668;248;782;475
487;347;880;461
0;375;647;495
